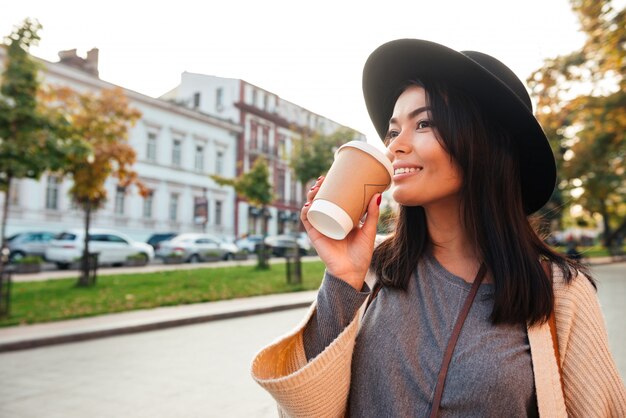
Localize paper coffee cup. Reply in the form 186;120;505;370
307;141;393;240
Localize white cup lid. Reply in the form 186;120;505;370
307;199;354;240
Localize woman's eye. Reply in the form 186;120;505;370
384;129;399;144
417;120;431;130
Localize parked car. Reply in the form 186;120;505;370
265;233;313;257
45;229;155;270
235;235;267;254
146;232;178;250
155;233;240;262
7;231;56;262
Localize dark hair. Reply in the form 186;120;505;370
370;79;591;326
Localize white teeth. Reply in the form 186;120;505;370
394;167;420;175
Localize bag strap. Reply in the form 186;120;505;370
542;261;565;399
428;263;487;418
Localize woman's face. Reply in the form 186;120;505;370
386;85;463;208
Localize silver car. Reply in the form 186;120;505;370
156;233;240;262
7;231;56;262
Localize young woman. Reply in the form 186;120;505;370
251;39;626;417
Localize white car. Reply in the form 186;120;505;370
46;228;155;270
265;233;313;257
156;233;240;262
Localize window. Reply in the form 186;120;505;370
216;150;224;175
107;234;128;244
195;145;204;172
45;176;60;210
172;139;182;167
143;191;153;218
9;180;19;205
216;87;223;110
290;177;297;205
114;186;125;215
147;132;157;162
277;169;285;201
169;193;179;221
262;127;269;153
215;200;222;226
250;121;257;149
193;92;201;108
263;94;268;110
252;89;257;107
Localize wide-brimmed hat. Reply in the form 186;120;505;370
362;39;556;214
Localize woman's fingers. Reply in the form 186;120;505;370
306;176;325;202
361;193;382;240
300;176;325;235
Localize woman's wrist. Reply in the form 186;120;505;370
326;269;366;291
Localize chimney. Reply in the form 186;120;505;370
57;48;99;78
85;48;99;77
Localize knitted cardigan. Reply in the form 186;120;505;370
251;264;626;418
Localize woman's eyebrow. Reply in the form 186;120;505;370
388;106;431;126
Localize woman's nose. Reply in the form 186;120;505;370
386;131;411;159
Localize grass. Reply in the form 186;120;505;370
0;261;326;327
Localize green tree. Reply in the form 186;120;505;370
528;0;626;247
45;86;145;286
289;128;357;197
212;157;274;269
0;19;87;269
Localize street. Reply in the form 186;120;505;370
0;263;624;417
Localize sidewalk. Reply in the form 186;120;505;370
0;290;317;352
0;255;620;353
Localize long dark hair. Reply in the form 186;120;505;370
370;79;591;326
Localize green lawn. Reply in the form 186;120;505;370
1;261;326;327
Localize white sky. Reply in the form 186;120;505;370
0;0;590;145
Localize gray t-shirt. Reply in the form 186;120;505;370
303;253;538;417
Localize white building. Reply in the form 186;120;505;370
162;72;365;237
0;48;242;241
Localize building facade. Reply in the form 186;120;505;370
161;72;365;238
0;49;241;241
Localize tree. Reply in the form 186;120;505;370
528;0;625;248
289;128;356;198
212;157;273;269
288;128;359;282
44;86;145;286
0;19;87;269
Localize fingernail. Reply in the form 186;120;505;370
317;176;323;181
304;202;310;207
376;195;382;206
310;186;317;191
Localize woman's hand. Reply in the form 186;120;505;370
300;176;381;290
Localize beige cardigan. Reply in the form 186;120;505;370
251;265;626;417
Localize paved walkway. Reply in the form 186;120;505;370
0;256;621;352
0;291;317;352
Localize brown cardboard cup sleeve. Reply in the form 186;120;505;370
307;141;393;240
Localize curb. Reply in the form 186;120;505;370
0;300;313;353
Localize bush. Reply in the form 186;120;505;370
14;255;44;265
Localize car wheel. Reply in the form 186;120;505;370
56;262;70;270
189;254;200;263
9;251;25;263
223;253;233;261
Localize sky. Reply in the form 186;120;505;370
0;0;593;145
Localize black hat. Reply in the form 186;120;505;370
362;39;556;214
